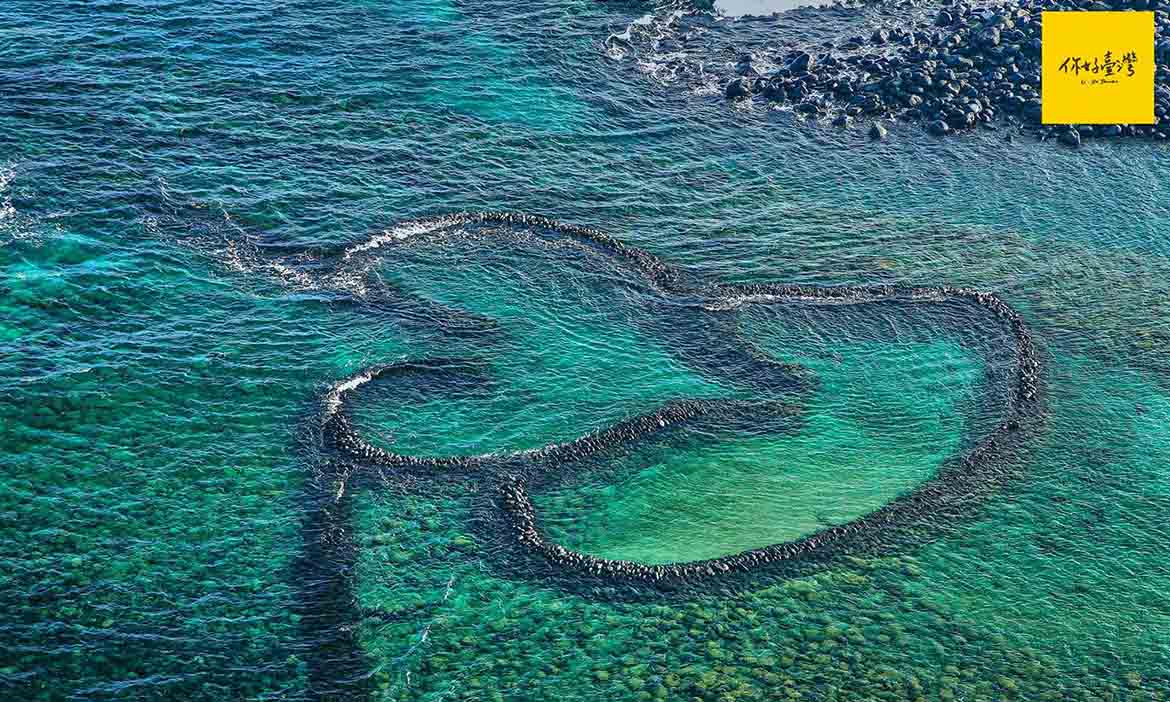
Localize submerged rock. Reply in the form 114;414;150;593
725;78;752;100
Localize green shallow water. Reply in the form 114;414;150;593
2;0;1169;700
536;332;985;564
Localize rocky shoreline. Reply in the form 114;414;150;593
720;0;1170;144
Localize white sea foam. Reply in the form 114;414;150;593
0;163;16;224
703;292;895;311
608;7;687;62
343;216;461;260
217;238;319;291
0;163;48;245
322;366;381;419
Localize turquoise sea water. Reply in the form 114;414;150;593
2;1;1169;700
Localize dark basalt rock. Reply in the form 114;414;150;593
698;0;1170;144
1059;129;1081;147
868;121;888;140
725;77;752;100
788;51;815;74
760;79;787;102
976;27;1002;48
736;53;758;77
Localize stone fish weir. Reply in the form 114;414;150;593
316;212;1044;587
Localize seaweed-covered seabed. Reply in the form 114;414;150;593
1;0;1168;701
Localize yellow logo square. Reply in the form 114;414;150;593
1042;11;1154;125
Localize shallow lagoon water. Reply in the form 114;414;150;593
1;0;1169;700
